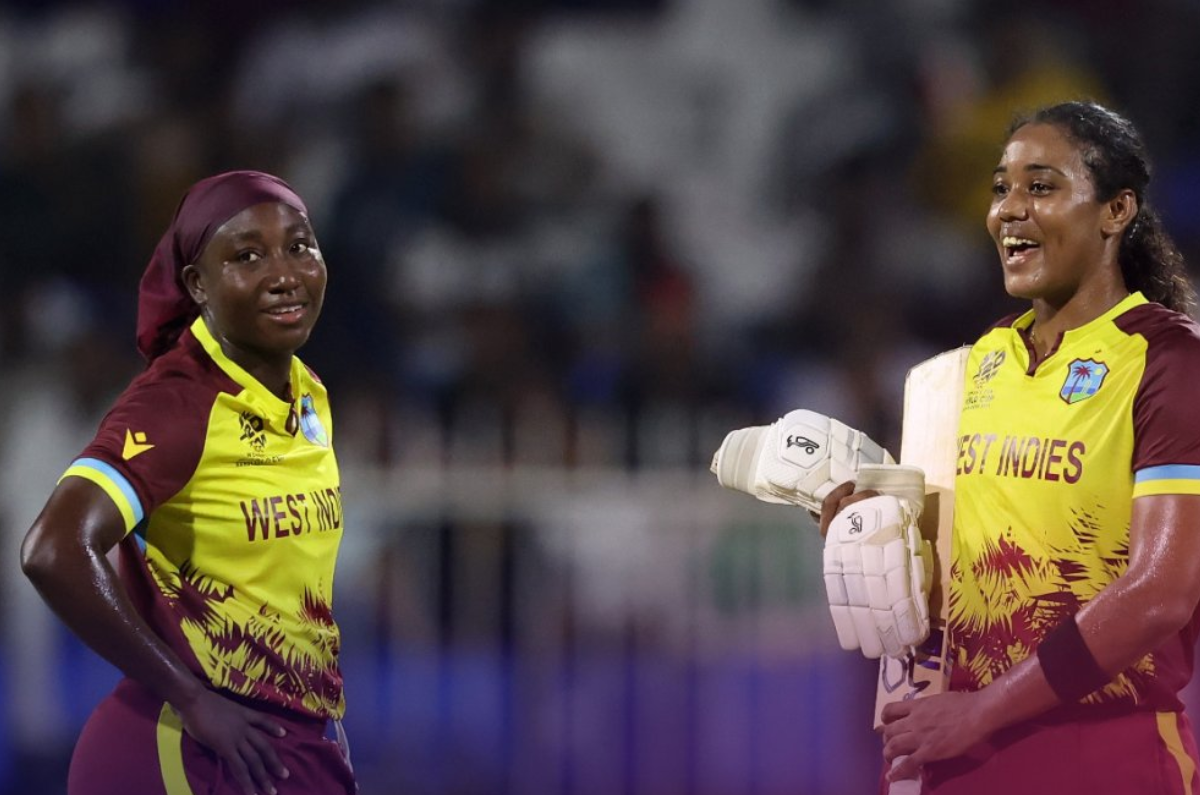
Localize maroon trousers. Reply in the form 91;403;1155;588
68;678;356;794
916;709;1200;794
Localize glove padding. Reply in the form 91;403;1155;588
823;489;931;659
710;409;893;513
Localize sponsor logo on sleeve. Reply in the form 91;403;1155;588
122;430;155;460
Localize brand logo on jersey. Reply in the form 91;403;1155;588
1059;359;1109;405
973;350;1006;387
299;394;329;447
122;429;155;460
239;411;267;452
785;434;819;454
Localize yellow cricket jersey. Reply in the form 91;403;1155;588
951;292;1200;713
62;318;344;720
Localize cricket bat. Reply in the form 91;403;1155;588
874;346;970;794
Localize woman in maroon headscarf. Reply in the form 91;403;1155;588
21;171;356;794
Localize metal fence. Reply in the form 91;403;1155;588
336;462;883;793
17;395;1200;794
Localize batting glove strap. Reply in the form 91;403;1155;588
822;494;931;659
711;410;893;512
855;463;927;517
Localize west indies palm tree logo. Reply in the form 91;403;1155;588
1059;359;1109;404
299;394;329;447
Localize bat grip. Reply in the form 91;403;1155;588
888;756;922;795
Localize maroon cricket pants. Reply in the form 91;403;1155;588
916;709;1200;794
67;678;356;794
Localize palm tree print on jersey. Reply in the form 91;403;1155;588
949;504;1154;705
150;560;343;716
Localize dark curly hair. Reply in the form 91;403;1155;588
1007;101;1195;315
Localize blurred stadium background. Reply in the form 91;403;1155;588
3;0;1200;792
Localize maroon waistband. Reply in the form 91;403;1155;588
115;678;332;738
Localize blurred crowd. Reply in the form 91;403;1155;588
2;0;1200;456
7;0;1200;457
4;0;1200;791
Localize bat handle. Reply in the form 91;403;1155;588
888;757;922;795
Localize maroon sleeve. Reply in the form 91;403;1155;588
77;341;234;516
1115;304;1200;471
981;311;1024;337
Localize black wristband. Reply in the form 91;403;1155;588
1037;615;1111;703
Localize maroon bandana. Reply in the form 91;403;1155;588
136;170;309;362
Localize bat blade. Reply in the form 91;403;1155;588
875;346;971;793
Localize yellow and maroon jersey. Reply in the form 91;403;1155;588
951;292;1200;713
62;317;345;720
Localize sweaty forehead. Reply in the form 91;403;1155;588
998;123;1089;175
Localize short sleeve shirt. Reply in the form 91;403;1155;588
951;292;1200;712
63;317;345;719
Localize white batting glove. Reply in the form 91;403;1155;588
710;410;894;513
855;463;927;513
823;492;931;659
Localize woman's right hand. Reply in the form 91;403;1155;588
174;689;290;795
24;478;293;794
817;480;881;537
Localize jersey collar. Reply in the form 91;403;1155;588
190;316;300;429
1013;291;1147;342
